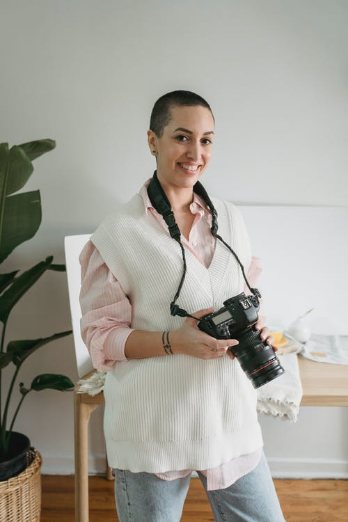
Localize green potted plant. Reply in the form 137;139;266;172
0;139;73;482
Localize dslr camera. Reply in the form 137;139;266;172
198;291;284;388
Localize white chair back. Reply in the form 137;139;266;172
64;234;94;378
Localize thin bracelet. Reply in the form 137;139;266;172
162;331;173;355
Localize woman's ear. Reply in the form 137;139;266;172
147;130;158;155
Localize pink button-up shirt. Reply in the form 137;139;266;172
80;181;262;490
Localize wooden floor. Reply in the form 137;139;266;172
41;475;348;521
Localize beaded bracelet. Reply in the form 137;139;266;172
162;331;173;355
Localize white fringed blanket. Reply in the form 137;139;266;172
256;353;303;422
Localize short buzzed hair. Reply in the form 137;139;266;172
149;90;214;137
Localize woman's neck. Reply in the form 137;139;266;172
162;186;194;214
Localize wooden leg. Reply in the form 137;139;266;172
106;459;114;481
74;393;100;522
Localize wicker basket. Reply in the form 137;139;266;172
0;448;42;522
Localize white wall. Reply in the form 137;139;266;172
1;0;347;476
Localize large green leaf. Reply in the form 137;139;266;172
18;139;56;162
6;146;34;196
30;374;74;392
0;190;41;263
48;264;66;272
7;330;72;368
0;271;19;294
0;257;53;323
0;351;15;370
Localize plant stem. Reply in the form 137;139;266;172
0;361;20;453
0;149;10;251
0;320;6;355
5;392;29;452
0;319;8;444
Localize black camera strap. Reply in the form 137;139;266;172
147;171;260;318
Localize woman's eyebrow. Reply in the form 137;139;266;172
173;127;214;135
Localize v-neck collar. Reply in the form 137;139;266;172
137;195;237;303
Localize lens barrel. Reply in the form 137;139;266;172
231;327;285;389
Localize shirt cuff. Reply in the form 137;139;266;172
104;327;135;362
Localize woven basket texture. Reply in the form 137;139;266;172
0;448;42;522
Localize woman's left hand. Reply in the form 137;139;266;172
226;316;277;360
255;315;277;350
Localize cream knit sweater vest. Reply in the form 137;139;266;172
91;193;263;472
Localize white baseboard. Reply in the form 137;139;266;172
41;454;348;479
268;457;348;479
41;454;107;475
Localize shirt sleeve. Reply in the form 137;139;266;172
79;240;134;371
246;256;262;290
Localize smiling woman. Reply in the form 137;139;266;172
79;90;285;522
147;105;214;201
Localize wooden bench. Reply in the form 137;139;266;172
299;356;348;407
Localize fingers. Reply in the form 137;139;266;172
257;326;277;351
202;338;239;360
255;314;266;330
180;308;240;360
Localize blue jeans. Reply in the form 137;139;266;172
114;452;286;521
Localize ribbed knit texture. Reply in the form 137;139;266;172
91;194;263;472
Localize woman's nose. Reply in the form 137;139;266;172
186;141;201;161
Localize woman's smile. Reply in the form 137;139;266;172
178;162;201;172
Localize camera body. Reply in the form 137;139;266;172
198;293;261;339
198;292;285;389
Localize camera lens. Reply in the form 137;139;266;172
231;328;285;389
249;358;285;388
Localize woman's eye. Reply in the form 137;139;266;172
174;135;212;145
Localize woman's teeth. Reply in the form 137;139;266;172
179;164;199;171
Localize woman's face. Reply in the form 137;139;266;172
148;105;215;193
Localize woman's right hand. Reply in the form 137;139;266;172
171;308;239;360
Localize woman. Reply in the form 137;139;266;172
80;90;285;521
